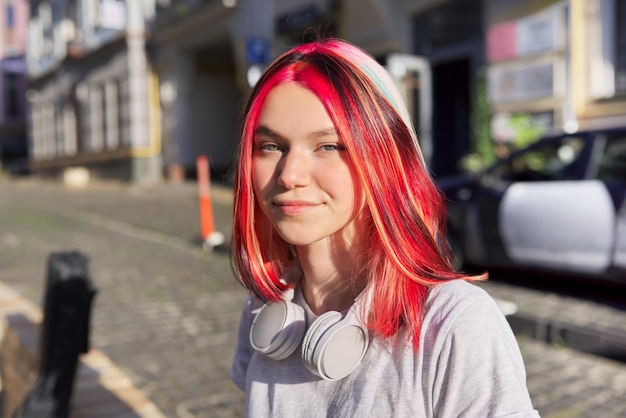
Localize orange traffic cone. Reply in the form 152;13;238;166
196;155;224;250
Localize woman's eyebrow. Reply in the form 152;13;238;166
254;125;282;139
254;125;338;140
310;128;338;138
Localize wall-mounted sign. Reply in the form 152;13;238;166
99;0;126;31
517;7;560;56
487;21;517;63
1;57;27;73
487;4;564;63
488;58;562;104
246;37;269;64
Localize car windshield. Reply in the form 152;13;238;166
491;136;586;182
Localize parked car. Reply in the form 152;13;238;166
438;128;626;282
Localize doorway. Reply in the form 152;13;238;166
432;58;471;177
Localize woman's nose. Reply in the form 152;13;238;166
276;150;311;189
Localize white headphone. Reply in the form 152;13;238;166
249;288;369;381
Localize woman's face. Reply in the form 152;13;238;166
251;82;367;249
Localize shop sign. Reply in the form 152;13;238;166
487;4;564;63
517;7;560;57
99;0;126;31
488;59;558;104
246;37;269;64
1;57;27;73
487;21;517;63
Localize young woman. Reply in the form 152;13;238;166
230;38;539;417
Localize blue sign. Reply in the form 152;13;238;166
246;38;269;64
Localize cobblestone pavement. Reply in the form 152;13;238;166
1;178;625;417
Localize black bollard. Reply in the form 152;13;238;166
13;251;97;418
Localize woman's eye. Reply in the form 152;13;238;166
319;144;343;152
259;143;281;152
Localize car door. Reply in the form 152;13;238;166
495;135;616;275
474;135;588;267
592;132;626;275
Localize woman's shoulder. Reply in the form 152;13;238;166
427;279;492;309
420;279;519;365
424;279;505;330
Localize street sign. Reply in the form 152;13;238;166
246;38;269;64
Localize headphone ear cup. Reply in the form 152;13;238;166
302;311;342;373
302;311;368;381
250;300;306;360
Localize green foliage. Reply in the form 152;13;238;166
461;68;495;173
508;113;546;150
462;71;546;174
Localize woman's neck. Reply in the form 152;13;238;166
295;241;366;315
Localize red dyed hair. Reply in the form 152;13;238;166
232;39;486;347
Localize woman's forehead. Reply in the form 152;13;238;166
255;82;337;140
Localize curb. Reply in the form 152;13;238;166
482;281;626;362
508;311;626;362
0;282;166;418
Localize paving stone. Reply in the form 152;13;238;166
1;179;625;417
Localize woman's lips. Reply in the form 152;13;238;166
274;200;318;216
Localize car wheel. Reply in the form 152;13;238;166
446;231;465;272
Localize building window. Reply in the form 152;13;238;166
40;3;54;57
6;4;14;27
616;0;626;93
117;78;130;147
28;18;42;60
588;0;626;98
77;85;89;153
31;104;42;159
89;85;104;151
45;104;55;157
54;102;75;158
64;103;78;156
104;81;119;149
74;83;89;153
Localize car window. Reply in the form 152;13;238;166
492;136;585;182
595;134;626;186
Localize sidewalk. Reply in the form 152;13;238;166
1;178;625;417
0;179;246;417
8;178;623;360
0;282;166;418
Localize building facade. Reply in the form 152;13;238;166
570;0;626;131
26;0;160;183
24;0;626;183
152;0;243;182
152;0;471;181
0;0;29;175
485;0;626;145
152;0;490;180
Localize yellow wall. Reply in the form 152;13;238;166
570;0;626;123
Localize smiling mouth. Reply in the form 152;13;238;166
273;200;318;216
